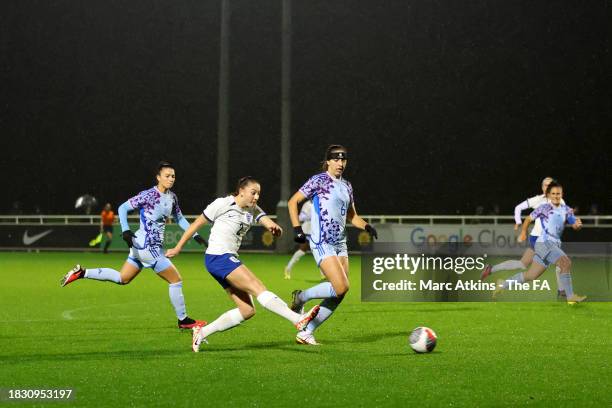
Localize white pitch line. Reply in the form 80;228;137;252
61;302;149;320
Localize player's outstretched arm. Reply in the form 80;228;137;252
259;216;283;237
514;200;529;230
166;215;208;257
347;204;377;239
518;216;532;242
288;191;307;243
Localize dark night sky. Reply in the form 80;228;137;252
1;1;611;215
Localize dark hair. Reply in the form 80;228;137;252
157;160;174;174
321;144;348;171
545;180;562;195
233;176;260;195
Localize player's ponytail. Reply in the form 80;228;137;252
321;144;348;171
233;176;259;196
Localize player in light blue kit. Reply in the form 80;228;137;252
61;161;207;329
288;145;378;345
495;181;586;304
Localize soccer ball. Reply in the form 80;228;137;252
409;327;437;353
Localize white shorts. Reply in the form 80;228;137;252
309;241;348;266
127;246;173;273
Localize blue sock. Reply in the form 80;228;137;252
502;271;524;290
84;268;122;284
300;282;337;302
169;281;187;320
304;296;343;334
559;273;574;297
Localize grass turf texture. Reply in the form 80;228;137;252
1;252;610;407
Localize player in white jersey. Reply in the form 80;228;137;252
287;145;378;346
166;176;320;352
61;161;207;329
283;200;320;279
494;181;586;304
481;177;568;297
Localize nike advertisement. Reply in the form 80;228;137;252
0;226;99;249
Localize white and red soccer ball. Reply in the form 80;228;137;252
409;327;437;353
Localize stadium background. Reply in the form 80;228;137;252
2;1;611;216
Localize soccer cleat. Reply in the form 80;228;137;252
567;294;587;305
178;317;208;330
492;279;505;299
61;265;86;287
283;267;291;280
191;323;208;353
295;305;320;331
290;290;305;314
296;331;321;346
480;264;492;280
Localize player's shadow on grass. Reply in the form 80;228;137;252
1;349;185;365
320;330;407;345
202;341;319;354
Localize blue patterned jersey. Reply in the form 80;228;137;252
128;187;183;249
299;172;353;245
530;203;576;244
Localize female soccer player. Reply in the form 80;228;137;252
166;176;320;352
481;177;567;297
61;161;207;329
495;181;585;304
287;145;378;345
283;199;318;280
100;203;115;254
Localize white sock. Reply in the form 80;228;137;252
502;271;525;290
303;297;342;334
491;260;526;273
559;272;574;297
555;266;563;291
84;268;122;284
286;249;306;271
256;291;300;324
168;281;187;320
199;308;244;339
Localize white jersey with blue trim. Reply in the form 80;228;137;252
203;195;266;256
530;203;576;244
299;172;353;245
128;186;182;250
299;200;313;235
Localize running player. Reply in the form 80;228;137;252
288;145;378;345
60;161;207;329
283;199;319;279
165;176;320;352
494;181;586;304
100;203;115;254
481;177;567;297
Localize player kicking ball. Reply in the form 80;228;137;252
494;181;586;304
166;176;320;352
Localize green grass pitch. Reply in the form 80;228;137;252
1;252;610;407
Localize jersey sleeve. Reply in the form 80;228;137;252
171;193;184;220
525;194;541;209
253;205;267;224
128;190;149;209
299;175;322;199
565;206;577;225
514;200;529;224
203;198;226;222
529;203;549;220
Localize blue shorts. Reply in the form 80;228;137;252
127;246;173;273
309;241;348;266
528;235;538;250
205;253;243;289
533;241;565;267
